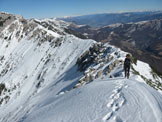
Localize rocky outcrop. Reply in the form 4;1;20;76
77;43;104;71
0;13;70;50
73;43;122;89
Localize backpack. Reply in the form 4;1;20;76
124;58;130;66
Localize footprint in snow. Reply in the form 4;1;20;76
118;98;125;107
103;81;126;121
107;99;114;108
103;112;113;121
113;93;120;100
112;103;119;111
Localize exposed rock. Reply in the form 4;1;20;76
97;70;103;78
113;60;120;67
99;62;104;69
106;64;113;74
78;76;85;83
109;56;114;61
75;43;123;88
90;74;95;81
0;83;6;95
85;73;90;82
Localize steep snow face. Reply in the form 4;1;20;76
0;13;94;121
0;13;162;122
133;61;162;82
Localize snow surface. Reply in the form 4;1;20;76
19;78;162;122
0;14;162;122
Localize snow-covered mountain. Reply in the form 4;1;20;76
59;11;162;28
68;19;162;75
0;12;162;122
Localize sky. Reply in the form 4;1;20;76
0;0;162;19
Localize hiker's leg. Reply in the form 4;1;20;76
127;66;130;78
124;66;127;77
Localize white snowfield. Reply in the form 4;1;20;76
23;77;162;122
0;13;162;122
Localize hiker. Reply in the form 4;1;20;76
124;54;132;78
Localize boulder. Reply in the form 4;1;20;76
114;60;120;67
90;74;95;81
55;38;62;47
97;70;103;78
78;76;85;83
109;56;114;61
95;58;100;64
102;58;107;63
81;50;89;58
99;63;104;69
85;73;90;82
107;64;113;74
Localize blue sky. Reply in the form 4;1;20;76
0;0;162;18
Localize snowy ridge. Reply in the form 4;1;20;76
0;13;94;121
0;13;162;122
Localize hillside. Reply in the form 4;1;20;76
0;12;162;122
68;19;162;75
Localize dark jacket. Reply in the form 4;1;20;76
124;58;131;67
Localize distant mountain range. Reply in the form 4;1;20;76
59;11;162;28
66;13;162;74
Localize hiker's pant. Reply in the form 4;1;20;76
124;65;130;77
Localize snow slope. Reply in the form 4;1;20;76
0;13;162;122
0;13;94;121
22;77;162;122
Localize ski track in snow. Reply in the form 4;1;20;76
103;80;128;122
